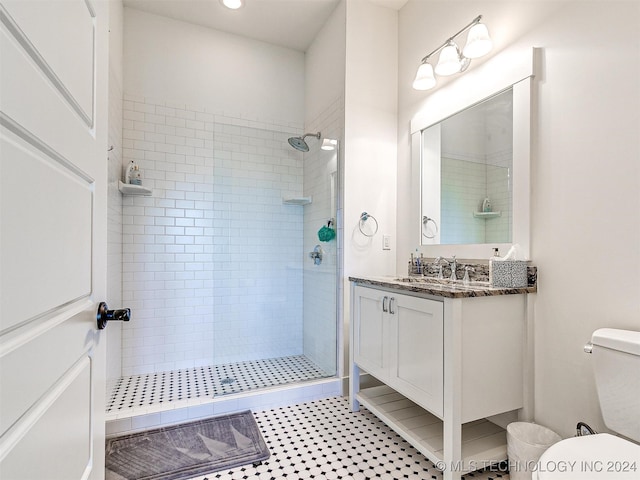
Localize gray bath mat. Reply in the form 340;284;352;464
105;411;269;480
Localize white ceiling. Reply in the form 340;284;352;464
123;0;408;52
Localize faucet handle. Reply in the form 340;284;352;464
449;256;458;281
463;266;475;283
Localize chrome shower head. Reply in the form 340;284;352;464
288;132;321;152
288;136;310;152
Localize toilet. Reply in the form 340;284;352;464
533;328;640;479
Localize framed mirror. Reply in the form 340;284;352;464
421;88;513;246
410;47;537;259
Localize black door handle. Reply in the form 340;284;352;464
97;302;131;330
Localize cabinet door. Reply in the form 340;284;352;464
353;286;388;382
389;294;444;418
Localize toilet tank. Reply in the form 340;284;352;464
590;328;640;442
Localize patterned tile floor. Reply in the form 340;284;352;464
191;397;510;480
107;355;331;414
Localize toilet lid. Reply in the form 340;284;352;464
534;434;640;479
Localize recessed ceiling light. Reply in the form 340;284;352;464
220;0;244;10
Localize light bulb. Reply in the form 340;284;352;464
463;22;492;59
412;62;436;90
435;43;462;76
220;0;244;10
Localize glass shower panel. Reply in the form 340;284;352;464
209;121;338;391
302;141;338;377
211;124;305;366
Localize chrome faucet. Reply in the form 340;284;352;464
449;255;457;280
433;257;445;279
463;265;475;284
434;255;457;280
433;255;458;280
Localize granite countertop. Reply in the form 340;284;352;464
349;275;537;298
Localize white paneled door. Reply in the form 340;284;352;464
0;1;109;479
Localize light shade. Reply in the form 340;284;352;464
434;43;462;76
462;22;492;59
321;138;338;151
220;0;244;9
412;62;436;90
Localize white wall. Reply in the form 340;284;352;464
344;0;398;278
397;1;640;438
124;7;305;125
304;1;346;127
109;0;124;88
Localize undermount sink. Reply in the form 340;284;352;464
395;276;449;284
394;277;491;288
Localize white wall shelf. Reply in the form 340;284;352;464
473;211;501;219
282;196;312;206
119;181;152;196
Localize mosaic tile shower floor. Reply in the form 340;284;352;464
107;355;331;414
191;396;510;480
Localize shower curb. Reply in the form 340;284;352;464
106;377;342;437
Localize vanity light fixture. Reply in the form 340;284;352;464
412;15;492;91
220;0;244;10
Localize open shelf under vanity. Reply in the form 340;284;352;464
357;385;507;472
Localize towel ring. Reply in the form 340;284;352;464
359;212;379;237
422;216;438;239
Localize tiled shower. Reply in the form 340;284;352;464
106;91;342;423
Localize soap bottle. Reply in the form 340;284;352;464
482;197;492;213
131;165;142;185
489;247;500;284
125;160;136;184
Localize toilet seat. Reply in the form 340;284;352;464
533;433;640;479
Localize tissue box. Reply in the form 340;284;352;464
490;260;528;288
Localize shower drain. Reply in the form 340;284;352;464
221;377;236;385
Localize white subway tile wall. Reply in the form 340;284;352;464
440;150;512;245
120;95;309;375
441;157;487;244
485;149;512;243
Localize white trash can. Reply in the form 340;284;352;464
507;422;562;480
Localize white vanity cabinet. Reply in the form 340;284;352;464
353;286;444;417
350;281;531;480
